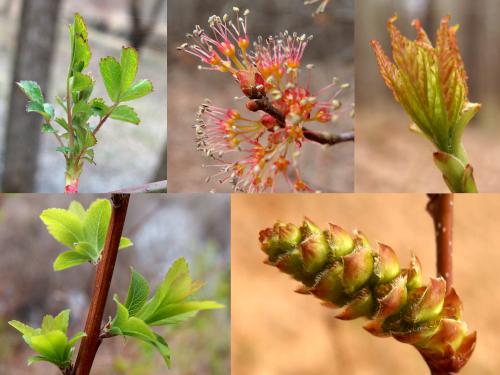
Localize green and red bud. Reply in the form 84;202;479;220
259;219;475;373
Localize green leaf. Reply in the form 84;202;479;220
74;242;98;259
119;236;133;250
120;47;138;92
41;123;56;133
120;79;153;101
55;117;68;130
40;208;84;248
90;98;108;117
125;269;150;316
9;320;39;338
99;56;122;102
9;310;83;369
18;81;43;103
68;331;86;347
30;331;68;363
70;14;91;73
53;251;90;271
41;310;69;334
149;300;224;326
68;201;86;219
110;105;140;125
43;103;55;119
72;72;93;92
56;146;71;154
82;199;111;257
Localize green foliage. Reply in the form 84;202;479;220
108;258;224;367
17;13;153;192
40;199;133;270
8;310;85;370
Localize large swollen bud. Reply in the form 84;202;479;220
259;218;475;373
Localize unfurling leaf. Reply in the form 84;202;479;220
371;15;480;193
9;310;85;370
108;258;223;367
260;218;476;373
40;199;133;270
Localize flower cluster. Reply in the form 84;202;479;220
180;8;350;192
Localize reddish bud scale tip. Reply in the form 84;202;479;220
258;219;475;372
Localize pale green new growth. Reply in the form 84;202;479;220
108;258;224;367
8;310;85;369
40;199;133;270
17;13;153;192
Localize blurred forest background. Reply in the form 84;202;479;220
0;0;167;192
167;0;354;192
357;0;500;192
0;194;229;374
232;194;500;374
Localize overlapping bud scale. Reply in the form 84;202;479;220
259;218;476;373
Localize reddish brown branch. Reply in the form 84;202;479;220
73;194;130;375
426;194;455;375
247;96;354;146
426;193;453;293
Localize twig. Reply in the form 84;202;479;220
73;194;131;375
247;96;354;146
426;194;453;293
110;180;167;193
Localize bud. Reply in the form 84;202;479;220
259;219;475;373
259;222;301;261
311;262;345;306
336;288;374;320
327;223;354;257
342;246;373;295
237;70;266;98
374;243;400;283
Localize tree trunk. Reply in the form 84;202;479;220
128;0;165;50
2;0;62;192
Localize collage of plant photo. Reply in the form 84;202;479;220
0;0;499;374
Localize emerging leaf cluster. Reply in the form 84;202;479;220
40;199;133;270
109;258;224;367
371;15;479;192
17;13;153;189
8;310;85;370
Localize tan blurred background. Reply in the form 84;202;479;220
356;0;500;192
232;194;500;374
0;0;167;192
0;194;229;374
167;0;354;192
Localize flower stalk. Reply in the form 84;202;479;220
259;218;476;373
371;16;479;193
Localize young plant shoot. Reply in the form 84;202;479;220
371;16;480;193
9;198;223;373
18;14;153;193
259;218;476;373
179;8;353;192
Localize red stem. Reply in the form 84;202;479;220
426;194;454;375
73;194;130;375
426;194;453;292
